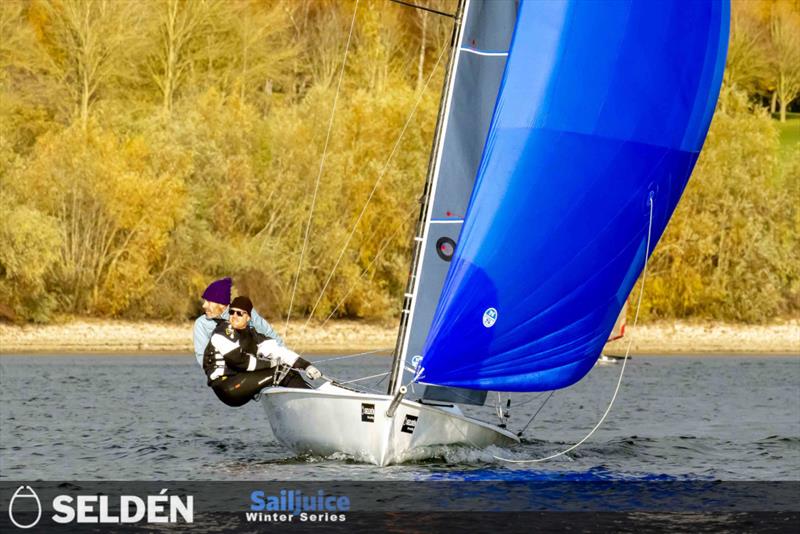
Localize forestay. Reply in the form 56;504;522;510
417;0;729;391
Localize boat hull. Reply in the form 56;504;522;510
260;382;519;466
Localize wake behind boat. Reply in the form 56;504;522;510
261;0;729;465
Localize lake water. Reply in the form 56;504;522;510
1;355;798;481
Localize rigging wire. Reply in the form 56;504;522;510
338;371;390;384
284;0;360;337
300;43;449;333
507;390;553;409
516;390;555;437
316;208;417;329
291;208;413;369
332;379;388;395
291;209;414;366
374;372;390;389
309;348;392;365
388;0;456;18
488;193;656;463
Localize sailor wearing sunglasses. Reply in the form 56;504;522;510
193;277;285;366
202;296;321;407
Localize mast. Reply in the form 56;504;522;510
388;0;469;395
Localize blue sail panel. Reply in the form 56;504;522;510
417;0;729;392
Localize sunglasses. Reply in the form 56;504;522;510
230;309;248;317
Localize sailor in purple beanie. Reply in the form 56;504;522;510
202;277;232;307
192;277;283;366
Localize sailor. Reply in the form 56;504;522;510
192;277;284;366
203;296;322;407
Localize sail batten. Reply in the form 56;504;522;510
417;0;730;392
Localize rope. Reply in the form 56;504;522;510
309;348;391;364
316;208;417;329
489;193;656;463
506;390;552;409
284;0;360;336
300;43;449;330
338;371;390;384
516;390;555;437
374;371;390;389
292;208;414;362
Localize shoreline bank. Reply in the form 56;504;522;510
0;318;797;355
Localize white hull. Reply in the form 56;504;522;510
261;382;519;466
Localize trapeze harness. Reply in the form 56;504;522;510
203;321;312;407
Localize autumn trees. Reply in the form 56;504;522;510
0;0;797;325
0;0;442;322
643;88;798;321
727;0;800;122
638;0;799;321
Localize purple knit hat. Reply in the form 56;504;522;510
202;277;232;305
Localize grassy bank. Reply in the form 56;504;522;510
776;113;800;156
0;318;797;355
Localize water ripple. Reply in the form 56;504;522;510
1;355;798;480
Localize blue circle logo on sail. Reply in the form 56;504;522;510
410;355;423;369
482;308;497;328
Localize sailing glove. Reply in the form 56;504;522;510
305;365;321;380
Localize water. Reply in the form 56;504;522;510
1;355;797;481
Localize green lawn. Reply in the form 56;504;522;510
774;113;800;161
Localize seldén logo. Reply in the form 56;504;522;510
7;486;193;528
8;486;42;529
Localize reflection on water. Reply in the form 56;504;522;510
0;355;798;480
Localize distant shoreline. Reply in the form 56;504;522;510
0;318;797;356
0;319;398;355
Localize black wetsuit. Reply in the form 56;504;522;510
203;322;312;407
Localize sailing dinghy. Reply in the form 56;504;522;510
262;0;729;466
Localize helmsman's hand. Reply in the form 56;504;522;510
305;365;321;380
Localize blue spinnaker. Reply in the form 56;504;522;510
417;0;729;392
